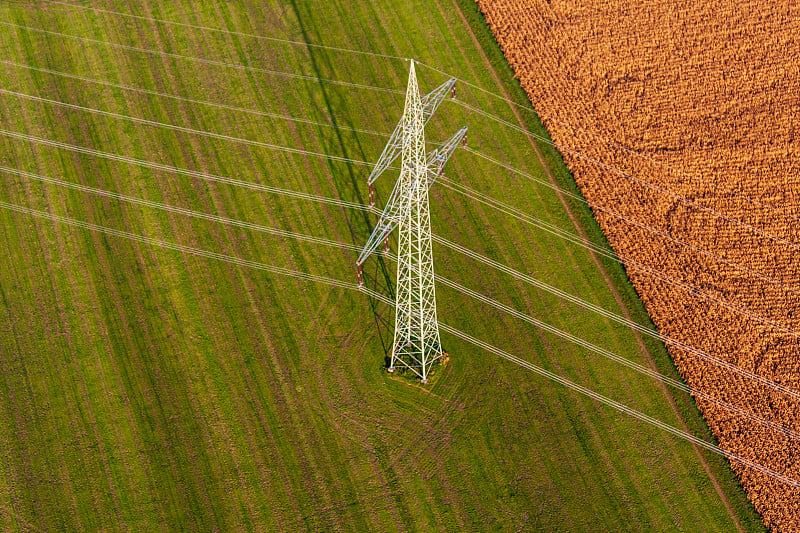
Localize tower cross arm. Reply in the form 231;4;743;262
419;78;457;124
357;126;467;268
366;77;456;187
425;127;467;184
357;174;413;265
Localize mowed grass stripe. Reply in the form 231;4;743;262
3;10;268;528
99;8;363;528
0;33;144;524
0;0;764;531
88;5;404;528
114;16;413;526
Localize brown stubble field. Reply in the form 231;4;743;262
475;0;800;530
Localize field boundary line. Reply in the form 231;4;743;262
444;3;749;526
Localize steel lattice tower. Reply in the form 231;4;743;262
357;60;466;383
390;60;442;382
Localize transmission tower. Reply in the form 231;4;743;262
357;60;466;383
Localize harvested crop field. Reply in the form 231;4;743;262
475;0;800;530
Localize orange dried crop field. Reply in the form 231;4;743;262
475;0;800;530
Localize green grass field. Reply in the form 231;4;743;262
0;0;765;531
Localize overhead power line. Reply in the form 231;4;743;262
435;176;800;339
5;19;796;256
0;165;360;252
434;321;800;490
436;275;800;437
0;59;390;139
4;159;795;405
15;4;799;231
413;61;800;227
0;129;370;212
2;125;795;340
0;21;404;95
0;199;356;290
4;0;799;507
0;78;789;301
2;196;797;489
0;87;382;168
40;0;411;61
433;235;800;401
454;99;800;253
2;62;795;302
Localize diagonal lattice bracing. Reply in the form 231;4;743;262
366;76;456;206
356;126;467;266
